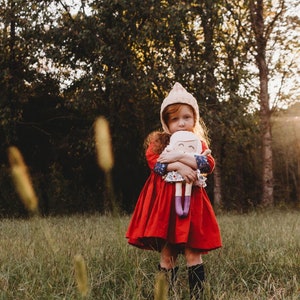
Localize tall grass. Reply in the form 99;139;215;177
0;210;299;299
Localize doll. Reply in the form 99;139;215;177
163;130;211;217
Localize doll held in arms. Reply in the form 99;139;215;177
162;130;211;217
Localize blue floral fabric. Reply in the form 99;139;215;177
153;162;168;175
195;155;210;173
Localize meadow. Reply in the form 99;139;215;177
0;209;299;300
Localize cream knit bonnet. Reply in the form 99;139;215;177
160;82;201;135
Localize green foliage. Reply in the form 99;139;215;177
0;0;299;215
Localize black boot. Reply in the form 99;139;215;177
188;264;205;300
158;264;179;291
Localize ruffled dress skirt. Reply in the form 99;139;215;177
126;172;222;253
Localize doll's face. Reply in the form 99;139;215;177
173;140;198;153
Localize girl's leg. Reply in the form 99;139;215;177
185;248;205;299
160;243;179;269
158;244;180;291
184;247;203;266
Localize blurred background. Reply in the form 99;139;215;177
0;0;299;216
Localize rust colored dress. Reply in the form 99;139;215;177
126;141;222;253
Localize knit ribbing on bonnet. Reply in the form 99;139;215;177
160;82;206;142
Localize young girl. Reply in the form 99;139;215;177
126;82;222;299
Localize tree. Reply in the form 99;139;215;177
1;0;298;215
249;0;286;206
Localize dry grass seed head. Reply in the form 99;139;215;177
94;117;114;172
74;254;89;297
7;146;39;214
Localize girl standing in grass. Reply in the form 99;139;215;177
126;82;222;299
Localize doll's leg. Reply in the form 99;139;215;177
182;183;192;217
175;182;183;216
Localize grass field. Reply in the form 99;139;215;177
0;209;299;299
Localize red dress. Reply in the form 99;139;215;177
126;141;222;253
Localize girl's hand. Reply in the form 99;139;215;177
158;149;183;163
176;164;198;184
168;162;197;184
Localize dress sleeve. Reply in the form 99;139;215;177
195;141;215;174
145;142;160;170
145;141;168;175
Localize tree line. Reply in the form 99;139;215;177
0;0;299;216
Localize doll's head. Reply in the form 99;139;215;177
169;131;202;154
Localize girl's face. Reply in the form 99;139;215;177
166;104;195;134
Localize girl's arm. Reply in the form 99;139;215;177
157;151;197;169
166;161;198;183
152;154;198;183
157;141;214;174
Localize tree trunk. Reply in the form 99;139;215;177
198;1;222;208
258;55;273;206
250;0;274;206
213;157;222;210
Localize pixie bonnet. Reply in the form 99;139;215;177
160;82;200;134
